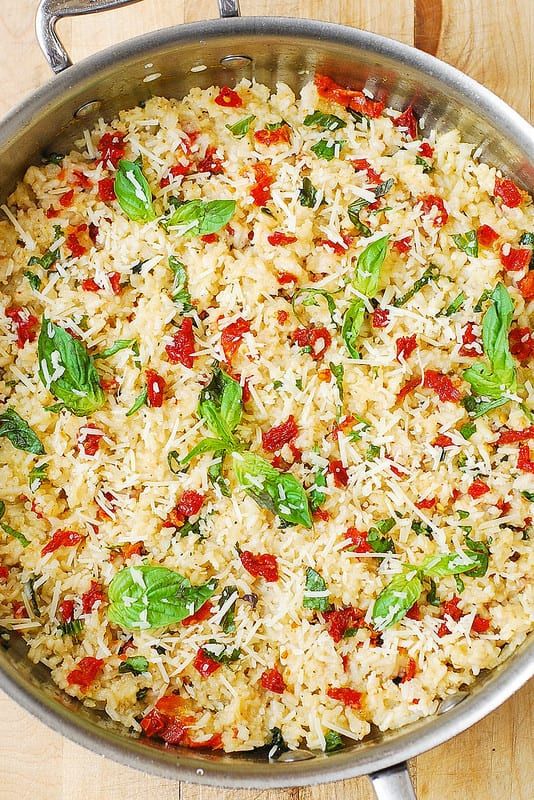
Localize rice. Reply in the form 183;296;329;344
0;76;533;754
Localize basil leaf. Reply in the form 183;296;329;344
268;727;289;760
341;299;365;358
421;551;482;578
94;338;136;360
329;362;344;402
462;394;509;418
292;288;337;326
29;462;48;492
28;248;58;271
298;177;318;208
225;114;256;138
164;199;236;237
453;230;478;258
0;501;30;548
126;387;148;417
60;619;84;638
309;467;327;512
232;451;312;528
168;256;192;310
347;199;371;237
38;319;105;416
303;567;331;611
464;536;489;577
346;108;370;127
201;640;241;664
44;152;64;165
374;178;394;198
119;656;149;675
24;271;42;291
393;264;440;307
415;155;433;173
107;565;217;630
459;422;476;440
443;292;466;316
353;235;389;296
427;578;440;606
180;437;229;468
324;730;344;752
522;490;534;502
218;585;238;633
265;120;288;131
519;232;534;247
0;408;45;454
303;111;346;131
368;518;396;553
114;159;156;222
199;366;243;436
372;571;423;630
311;139;344;161
208;456;231;497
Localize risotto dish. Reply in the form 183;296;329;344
0;75;533;755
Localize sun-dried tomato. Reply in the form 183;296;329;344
418;142;434;158
518;445;534;473
329;459;349;488
468;479;490;499
193;648;221;677
415;497;436;510
73;170;92;190
66;656;104;689
441;595;462;622
59;599;74;623
182;600;213;627
392;104;418;139
420;194;448;227
344;527;372;553
496;498;511;516
78;423;103;456
500;245;531;272
509;327;534;361
155;694;185;716
100;376;119;393
177;489;205;518
396;376;422;402
316;237;351;254
351;158;382;183
433;434;453;448
0;565;9;582
108;272;122;295
59;189;74;207
260;667;286;693
327;687;362;707
96;491;117;522
254;126;291;146
146;369;165;408
81;278;100;292
399;657;417;683
313;508;330;522
471;614;490;633
262;415;298;452
494;176;522;208
318;368;332;382
240;550;279;582
81;581;104;614
140;709;167;738
314;74;384;118
11;600;28;619
197;145;224;175
97;177;116;202
88;223;99;244
406;603;421;621
371;308;390;328
423;370;461;403
496;425;534;445
46;207;60;218
165;317;196;368
66;232;86;258
459;322;481;357
221;317;251;363
268;231;297;246
291;326;332;360
250;162;274;206
214;86;243;107
5;306;39;348
201;233;218;243
517;272;534;301
160;162;190;187
396;334;417;361
117;541;145;561
392;236;412;254
42;529;83;556
477;224;499;247
323;606;364;642
97;131;126;167
278;271;298;285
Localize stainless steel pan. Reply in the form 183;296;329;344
0;2;532;797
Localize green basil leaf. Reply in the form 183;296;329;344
107;564;217;630
421;551;482;578
164;199;236;237
522;490;534;502
24;271;42;291
208;456;231;497
226;114;256;138
309;467;327;512
29;462;48;492
443;292;466;316
218;585;238;633
462;393;509;418
341;299;365;358
114;159;156;222
303;111;346;131
0;408;45;454
28;248;58;271
298;177;318;208
368;518;396;553
519;232;534;248
329;362;344;402
265;120;288;131
291;288;338;326
199;366;243;436
268;727;289;760
347;199;371;237
374;178;394;198
464;536;489;577
393;264;440;307
60;618;84;638
94;338;136;360
353;235;389;296
346;108;370;127
459;422;476;440
201;640;241;664
43;152;64;165
453;230;478;258
372;571;423;630
119;656;149;675
0;503;30;548
311;139;345;161
303;567;331;611
168;256;192;310
180;437;229;468
324;730;344;752
125;387;148;417
232;451;312;528
38;318;105;416
415;155;433;173
426;578;440;606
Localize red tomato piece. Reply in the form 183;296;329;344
59;189;74;207
260;667;286;693
81;581;104;614
323;606;365;642
420;194;449;227
97;177;116;202
433;434;454;448
108;272;122;295
277;310;289;325
214;86;243;107
81;278;100;292
494;177;522;208
221;317;251;363
423;369;461;403
177;489;205;517
250;162;274;206
496;425;534;445
262;415;298;452
468;479;490;499
66;232;86;258
59;599;74;623
351;158;382;183
66;656;104;689
344;527;372;553
182;600;213;627
165;317;196;368
100;376;119;393
500;245;531;272
396;334;417;361
42;529;83;556
509;327;534;362
197;145;224;175
392;236;412;254
240;550;279;582
371;308;390;328
78;423;103;456
277;271;298;285
291;326;332;360
201;233;218;243
415;497;436;510
477;224;499;247
268;231;297;246
0;565;9;582
140;709;167;738
5;306;39;348
328;459;349;488
46;207;60;218
145;369;165;408
418;142;434;158
441;595;462;622
471;614;490;633
517;445;534;473
406;603;421;621
459;322;481;357
314;74;385;118
73;170;92;190
97;131;126;167
400;657;417;683
160;162;191;187
193;648;221;677
254;126;291;146
392;105;418;139
517;272;534;301
396;376;422;402
327;687;362;707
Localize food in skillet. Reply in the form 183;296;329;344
0;74;533;753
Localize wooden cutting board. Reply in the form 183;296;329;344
0;2;532;799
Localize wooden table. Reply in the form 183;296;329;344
0;2;532;798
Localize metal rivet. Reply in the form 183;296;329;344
220;55;253;68
74;100;102;119
437;691;469;714
274;749;316;763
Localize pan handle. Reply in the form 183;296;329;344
35;0;242;74
368;762;417;800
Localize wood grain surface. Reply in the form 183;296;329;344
0;2;532;799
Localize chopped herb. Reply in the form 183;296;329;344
273;380;283;390
368;517;396;552
426;578;440;606
265;120;288;131
126;387;148;417
324;730;344;752
347;198;371;237
260;207;275;217
0;501;30;548
29;462;48;492
411;520;433;537
201;640;241;664
474;288;492;313
295;378;303;391
136;687;149;701
225;114;256;138
457;510;470;519
131;260;146;274
416;155;433;173
443;292;466;316
59;618;84;637
374;178;394;198
291;287;337;326
464;535;489;577
43;152;64;165
462;394;509;419
24;271;42;291
366;444;381;461
459;422;476;440
346;108;370;127
393;264;440;307
311;139;345;161
454;575;465;593
303;111;346;131
119;656;149;675
309;467;327;512
303;567;331;611
298;176;318;208
453;230;478;258
168;256;192;310
94;338;137;360
521;491;534;502
329;362;344;403
0;408;45;454
218;585;238;633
